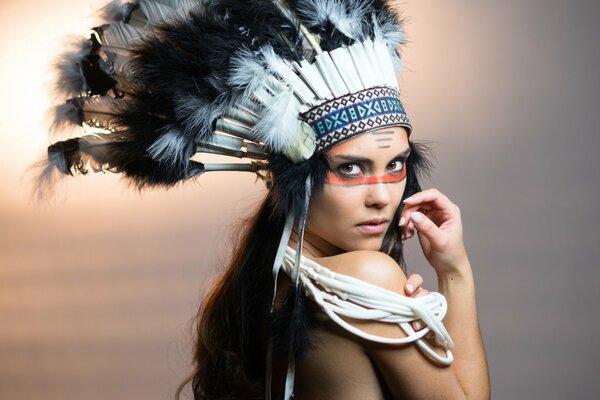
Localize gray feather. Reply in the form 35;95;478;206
139;1;178;25
51;36;92;99
48;102;83;140
97;0;128;23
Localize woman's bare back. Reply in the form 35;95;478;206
273;251;408;399
293;316;392;399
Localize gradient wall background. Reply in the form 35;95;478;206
1;0;598;399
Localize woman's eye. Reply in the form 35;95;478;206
387;160;405;173
338;163;362;176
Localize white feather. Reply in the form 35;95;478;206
260;45;292;81
371;13;406;74
372;12;406;49
329;46;363;92
147;126;193;166
259;45;317;104
314;50;349;96
174;93;229;139
254;87;304;152
228;48;272;97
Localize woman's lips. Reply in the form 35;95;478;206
356;221;387;234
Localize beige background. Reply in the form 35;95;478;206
1;0;599;399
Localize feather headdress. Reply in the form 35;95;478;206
40;0;411;190
35;0;424;398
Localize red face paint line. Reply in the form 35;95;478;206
325;167;407;186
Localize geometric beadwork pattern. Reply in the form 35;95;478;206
300;86;413;153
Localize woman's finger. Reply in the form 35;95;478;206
404;273;423;295
412;320;424;331
401;189;457;228
409;211;444;244
403;188;455;211
408;285;429;331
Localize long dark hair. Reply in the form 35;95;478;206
175;141;433;399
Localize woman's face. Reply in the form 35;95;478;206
306;126;410;253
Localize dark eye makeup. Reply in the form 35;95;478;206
335;156;408;177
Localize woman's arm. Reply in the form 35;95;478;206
326;251;471;399
437;261;489;399
401;189;490;399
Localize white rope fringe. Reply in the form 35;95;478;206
282;246;455;365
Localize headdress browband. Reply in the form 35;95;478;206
302;86;411;153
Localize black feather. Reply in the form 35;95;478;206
212;0;304;59
47;132;202;189
83;28;118;96
268;152;329;218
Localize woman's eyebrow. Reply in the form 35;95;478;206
328;147;411;164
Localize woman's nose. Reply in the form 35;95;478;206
365;180;392;208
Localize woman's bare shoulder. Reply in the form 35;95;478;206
315;250;408;293
314;250;466;399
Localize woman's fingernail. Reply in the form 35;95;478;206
403;196;412;202
410;212;422;223
414;321;423;330
399;217;406;226
406;283;414;293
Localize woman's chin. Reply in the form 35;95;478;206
343;237;386;252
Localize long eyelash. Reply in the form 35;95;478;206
337;163;362;175
389;157;408;168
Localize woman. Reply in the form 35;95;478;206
37;0;489;398
183;125;489;399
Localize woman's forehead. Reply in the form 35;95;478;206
325;126;409;156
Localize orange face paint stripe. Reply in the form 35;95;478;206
325;168;407;186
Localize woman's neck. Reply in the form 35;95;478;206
288;227;344;259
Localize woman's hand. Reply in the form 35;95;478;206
404;273;433;336
399;188;470;275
